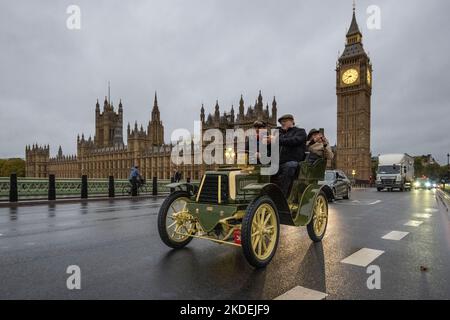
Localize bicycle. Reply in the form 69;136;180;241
122;179;150;196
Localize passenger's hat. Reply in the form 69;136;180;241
253;120;267;128
277;114;294;123
307;128;321;141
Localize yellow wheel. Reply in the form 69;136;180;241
157;191;194;248
307;191;328;242
241;196;280;268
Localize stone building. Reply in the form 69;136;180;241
335;6;373;182
25;91;277;180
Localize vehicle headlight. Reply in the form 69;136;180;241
425;182;431;188
414;182;421;187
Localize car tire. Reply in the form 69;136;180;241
343;187;350;200
307;191;329;242
157;191;194;249
241;196;280;269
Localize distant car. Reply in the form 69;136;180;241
319;170;351;201
414;178;433;190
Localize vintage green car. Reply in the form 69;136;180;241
157;158;332;268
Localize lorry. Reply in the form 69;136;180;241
376;153;414;192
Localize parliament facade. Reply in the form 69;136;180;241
25;92;278;180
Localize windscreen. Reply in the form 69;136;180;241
378;165;400;174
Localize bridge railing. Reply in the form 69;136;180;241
0;174;182;202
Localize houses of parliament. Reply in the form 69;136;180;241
25;91;278;180
25;6;372;182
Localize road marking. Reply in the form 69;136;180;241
413;213;432;219
382;231;409;241
335;199;382;206
404;220;423;227
425;208;438;213
0;233;3;236
274;286;327;300
341;248;384;267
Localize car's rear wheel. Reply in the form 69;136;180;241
157;191;194;249
307;192;328;242
241;196;280;268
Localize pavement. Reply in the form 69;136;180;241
0;188;449;300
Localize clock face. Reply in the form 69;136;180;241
342;68;359;85
367;69;372;86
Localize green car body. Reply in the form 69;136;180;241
165;158;331;233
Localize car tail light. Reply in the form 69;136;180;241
233;229;241;245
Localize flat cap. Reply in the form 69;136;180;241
278;114;294;123
253;120;267;128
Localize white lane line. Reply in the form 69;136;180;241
274;286;327;300
425;208;438;213
340;248;384;267
382;231;409;241
413;213;432;219
404;220;423;227
0;233;3;236
369;200;382;205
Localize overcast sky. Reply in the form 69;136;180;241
1;0;449;164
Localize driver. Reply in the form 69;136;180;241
267;114;307;196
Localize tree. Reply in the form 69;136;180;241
0;158;26;177
414;158;424;177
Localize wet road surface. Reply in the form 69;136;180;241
1;189;449;299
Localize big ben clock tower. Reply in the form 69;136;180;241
336;5;372;182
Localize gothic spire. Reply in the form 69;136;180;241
347;3;361;37
151;91;161;122
153;91;158;109
239;94;245;115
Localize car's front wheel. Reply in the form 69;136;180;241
157;191;194;249
241;196;280;268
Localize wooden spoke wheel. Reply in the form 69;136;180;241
157;191;194;249
241;196;280;268
307;191;328;242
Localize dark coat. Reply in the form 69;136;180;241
278;126;307;164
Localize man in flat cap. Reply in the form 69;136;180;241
267;114;307;196
245;120;270;165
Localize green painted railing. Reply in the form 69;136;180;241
0;177;177;201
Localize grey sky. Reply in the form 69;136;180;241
1;0;449;164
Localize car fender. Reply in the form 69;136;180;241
165;182;198;195
293;184;328;227
321;184;334;202
243;183;292;225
